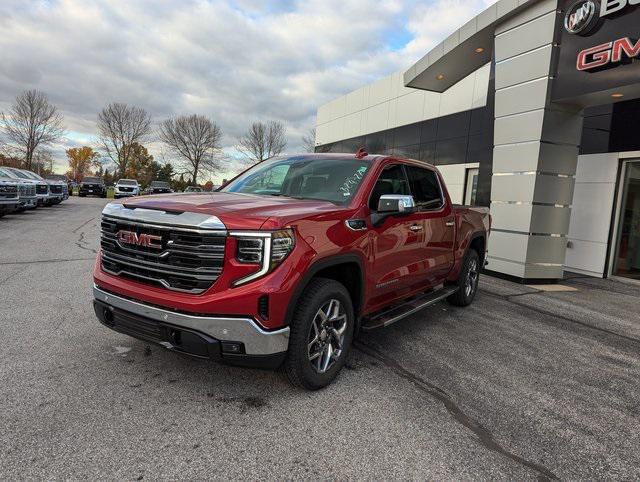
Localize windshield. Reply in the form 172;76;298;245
9;169;30;179
0;168;17;179
222;156;371;204
23;171;43;180
151;181;169;187
117;179;137;186
83;177;101;183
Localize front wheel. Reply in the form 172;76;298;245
284;278;354;390
447;249;480;307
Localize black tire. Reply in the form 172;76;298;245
284;278;355;390
447;249;480;307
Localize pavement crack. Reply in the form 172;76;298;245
480;289;640;345
0;270;22;287
354;340;560;481
75;230;97;254
72;217;95;234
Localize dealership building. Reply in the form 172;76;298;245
315;0;640;283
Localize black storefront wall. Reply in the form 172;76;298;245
552;1;640;104
553;0;640;154
316;104;495;206
582;99;640;154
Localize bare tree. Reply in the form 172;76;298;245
0;90;65;170
97;103;152;177
237;120;287;163
158;114;224;184
301;127;316;153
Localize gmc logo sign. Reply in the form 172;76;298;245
577;37;640;70
117;230;163;249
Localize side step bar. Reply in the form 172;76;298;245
360;285;459;331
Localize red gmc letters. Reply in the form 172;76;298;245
577;37;640;71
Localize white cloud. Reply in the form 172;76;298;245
0;0;494;179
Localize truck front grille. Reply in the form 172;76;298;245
36;184;48;195
19;184;36;197
0;185;18;198
100;216;226;294
50;184;63;194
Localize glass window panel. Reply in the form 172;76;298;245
613;161;640;280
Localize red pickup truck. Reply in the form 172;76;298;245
93;152;490;389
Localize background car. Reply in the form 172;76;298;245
184;186;203;193
0;172;20;216
23;170;66;204
79;177;107;198
0;167;36;211
2;167;51;206
46;174;71;200
114;179;140;199
144;181;173;195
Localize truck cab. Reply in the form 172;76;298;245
93;152;490;389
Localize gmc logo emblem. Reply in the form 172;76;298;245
117;230;163;249
577;37;640;71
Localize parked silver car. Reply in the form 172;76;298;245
3;167;51;205
0;172;20;217
0;167;38;210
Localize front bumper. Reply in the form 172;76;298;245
19;196;37;208
93;285;289;367
0;199;19;212
114;190;138;197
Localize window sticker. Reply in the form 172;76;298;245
339;166;367;197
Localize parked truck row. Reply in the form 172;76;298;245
92;151;491;390
0;167;69;217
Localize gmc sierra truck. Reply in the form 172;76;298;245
0;177;20;217
93;152;490;389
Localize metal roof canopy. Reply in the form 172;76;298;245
404;0;542;93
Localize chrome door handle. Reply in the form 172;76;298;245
445;221;455;227
410;224;422;231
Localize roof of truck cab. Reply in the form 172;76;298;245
306;152;436;169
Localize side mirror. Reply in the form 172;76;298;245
371;194;416;226
377;194;416;213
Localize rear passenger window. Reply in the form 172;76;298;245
406;166;443;210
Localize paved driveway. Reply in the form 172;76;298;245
1;197;638;479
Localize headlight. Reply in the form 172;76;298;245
231;229;295;286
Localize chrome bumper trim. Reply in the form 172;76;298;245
93;285;289;355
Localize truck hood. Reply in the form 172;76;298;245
121;192;349;230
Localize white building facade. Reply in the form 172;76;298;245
315;0;640;283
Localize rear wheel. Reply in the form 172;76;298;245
284;278;354;390
447;249;480;307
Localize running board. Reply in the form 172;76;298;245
360;285;459;331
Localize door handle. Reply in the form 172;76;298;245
410;224;422;231
445;221;454;227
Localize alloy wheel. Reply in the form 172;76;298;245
465;258;478;297
307;299;347;374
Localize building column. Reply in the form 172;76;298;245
487;0;583;280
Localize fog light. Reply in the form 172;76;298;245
221;342;244;354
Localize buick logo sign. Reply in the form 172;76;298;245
565;0;600;35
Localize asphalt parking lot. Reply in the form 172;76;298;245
1;196;639;480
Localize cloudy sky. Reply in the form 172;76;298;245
0;0;494;181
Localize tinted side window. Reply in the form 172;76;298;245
369;164;410;210
406;166;443;210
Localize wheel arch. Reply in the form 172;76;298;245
284;254;365;328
